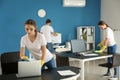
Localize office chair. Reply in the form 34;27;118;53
1;51;20;74
99;54;120;80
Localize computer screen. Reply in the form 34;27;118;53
70;39;86;53
51;33;61;44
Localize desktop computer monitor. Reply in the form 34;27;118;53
70;39;86;53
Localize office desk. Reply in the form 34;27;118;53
56;52;114;80
0;66;80;80
41;66;80;80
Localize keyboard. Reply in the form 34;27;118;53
77;51;98;56
83;53;98;56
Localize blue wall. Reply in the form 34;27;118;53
0;0;101;54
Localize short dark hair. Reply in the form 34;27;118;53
98;20;109;27
46;19;51;24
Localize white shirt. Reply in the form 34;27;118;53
20;32;53;63
105;27;116;46
40;25;54;43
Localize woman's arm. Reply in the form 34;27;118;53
41;45;46;66
20;47;25;58
41;45;46;61
104;38;109;46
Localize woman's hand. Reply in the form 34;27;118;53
41;45;46;66
41;60;44;66
95;46;107;53
21;56;29;60
20;47;28;60
97;40;105;48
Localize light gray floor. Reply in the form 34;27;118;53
69;59;115;80
0;58;115;80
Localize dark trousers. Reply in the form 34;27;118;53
41;58;56;71
46;43;56;54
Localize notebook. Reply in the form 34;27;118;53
17;60;41;78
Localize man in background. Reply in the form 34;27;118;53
40;19;57;54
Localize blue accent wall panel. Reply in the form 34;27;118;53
0;0;101;54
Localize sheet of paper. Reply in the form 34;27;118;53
83;53;98;56
57;70;76;76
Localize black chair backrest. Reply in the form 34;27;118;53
113;54;120;67
1;51;20;63
1;51;20;74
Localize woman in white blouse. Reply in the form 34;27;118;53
20;19;56;70
98;20;117;77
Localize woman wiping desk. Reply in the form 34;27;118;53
20;19;56;70
97;20;117;77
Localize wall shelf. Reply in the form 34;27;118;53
77;26;95;50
